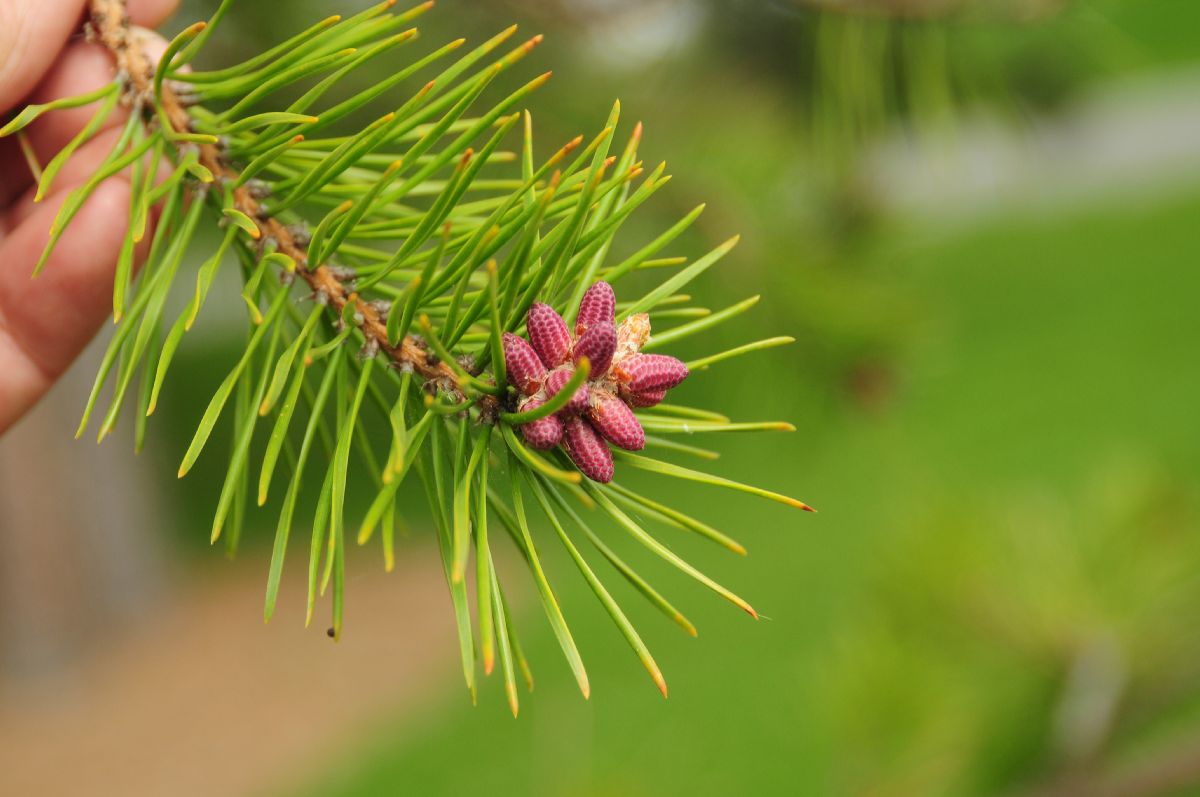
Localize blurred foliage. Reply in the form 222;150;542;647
827;461;1200;795
288;176;1200;797
138;1;1200;795
168;0;1200;408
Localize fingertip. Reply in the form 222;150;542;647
127;0;181;28
0;0;89;113
0;177;133;379
0;0;177;114
135;28;171;66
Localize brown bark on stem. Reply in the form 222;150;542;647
88;0;495;411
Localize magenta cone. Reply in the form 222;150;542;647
617;353;688;392
503;332;547;396
588;390;645;451
526;303;572;368
563;417;614;483
545;367;589;415
622;387;666;408
517;395;564;449
575;281;615;337
573;321;617;377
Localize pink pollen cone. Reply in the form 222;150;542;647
503;332;546;396
617;353;689;393
622;387;666;408
588;390;645;451
573;321;617;377
527;303;572;368
575;280;615;337
517;395;564;449
563;416;614;482
545;367;589;415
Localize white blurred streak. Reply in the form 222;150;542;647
864;68;1200;222
561;0;706;69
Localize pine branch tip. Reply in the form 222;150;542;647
60;0;804;706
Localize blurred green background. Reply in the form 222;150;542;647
7;0;1200;795
163;0;1200;793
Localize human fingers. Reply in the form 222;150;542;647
0;176;134;433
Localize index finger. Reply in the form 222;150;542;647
0;0;88;113
0;0;180;113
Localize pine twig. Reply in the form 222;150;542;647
88;0;495;411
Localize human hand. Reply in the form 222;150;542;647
0;0;177;434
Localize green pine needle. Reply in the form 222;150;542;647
17;0;813;706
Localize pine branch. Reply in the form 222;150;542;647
88;0;493;410
3;0;814;704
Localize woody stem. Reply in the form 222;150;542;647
88;0;498;413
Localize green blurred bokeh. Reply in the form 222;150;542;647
150;1;1200;794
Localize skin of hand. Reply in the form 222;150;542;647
0;0;178;434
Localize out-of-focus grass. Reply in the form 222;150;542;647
285;182;1200;796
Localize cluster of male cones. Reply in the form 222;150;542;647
503;281;688;482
